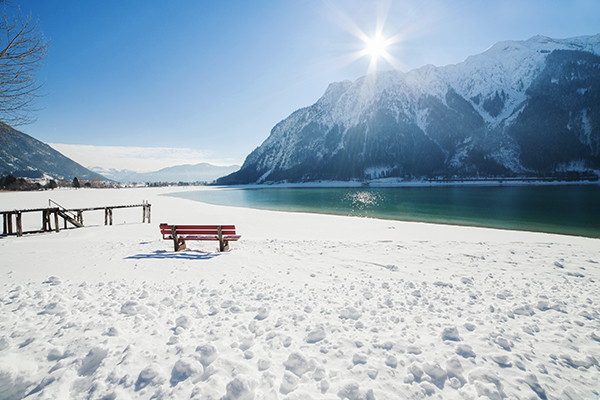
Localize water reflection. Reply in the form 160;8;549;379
344;190;384;214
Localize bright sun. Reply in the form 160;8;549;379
364;34;388;61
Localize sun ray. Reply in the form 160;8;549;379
315;1;413;77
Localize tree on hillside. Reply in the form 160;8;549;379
45;179;57;189
0;1;48;139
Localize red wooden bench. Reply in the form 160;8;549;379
159;223;241;252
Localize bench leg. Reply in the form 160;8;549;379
173;236;186;251
171;226;187;252
217;225;229;251
219;240;229;252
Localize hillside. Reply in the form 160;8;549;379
0;123;104;180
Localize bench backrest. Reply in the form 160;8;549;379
159;224;237;236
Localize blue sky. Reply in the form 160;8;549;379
15;0;600;170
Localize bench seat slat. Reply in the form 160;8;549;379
161;225;236;230
168;231;238;235
160;225;237;235
169;235;241;241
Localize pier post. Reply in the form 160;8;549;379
7;212;13;235
3;213;7;234
16;212;22;237
105;208;113;225
77;211;83;225
54;211;60;232
142;201;151;223
43;210;52;231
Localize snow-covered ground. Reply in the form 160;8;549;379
1;187;599;400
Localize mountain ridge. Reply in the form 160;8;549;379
115;163;240;183
0;123;104;181
218;34;600;184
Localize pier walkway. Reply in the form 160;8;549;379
1;199;151;237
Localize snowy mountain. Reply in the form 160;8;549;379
116;163;240;183
218;34;600;184
0;123;104;181
88;167;138;183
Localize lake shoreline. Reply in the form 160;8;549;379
209;177;600;189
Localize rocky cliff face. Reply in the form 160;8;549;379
218;35;600;184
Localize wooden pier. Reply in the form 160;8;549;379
1;200;151;237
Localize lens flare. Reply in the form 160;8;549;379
317;1;407;75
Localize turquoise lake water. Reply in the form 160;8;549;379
168;185;600;238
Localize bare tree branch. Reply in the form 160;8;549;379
0;4;49;130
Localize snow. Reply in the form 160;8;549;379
364;167;393;180
1;186;600;399
444;34;600;126
580;109;594;148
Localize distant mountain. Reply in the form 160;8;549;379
218;34;600;184
117;163;240;183
0;123;104;180
89;167;138;182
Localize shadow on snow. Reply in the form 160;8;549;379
125;249;221;261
